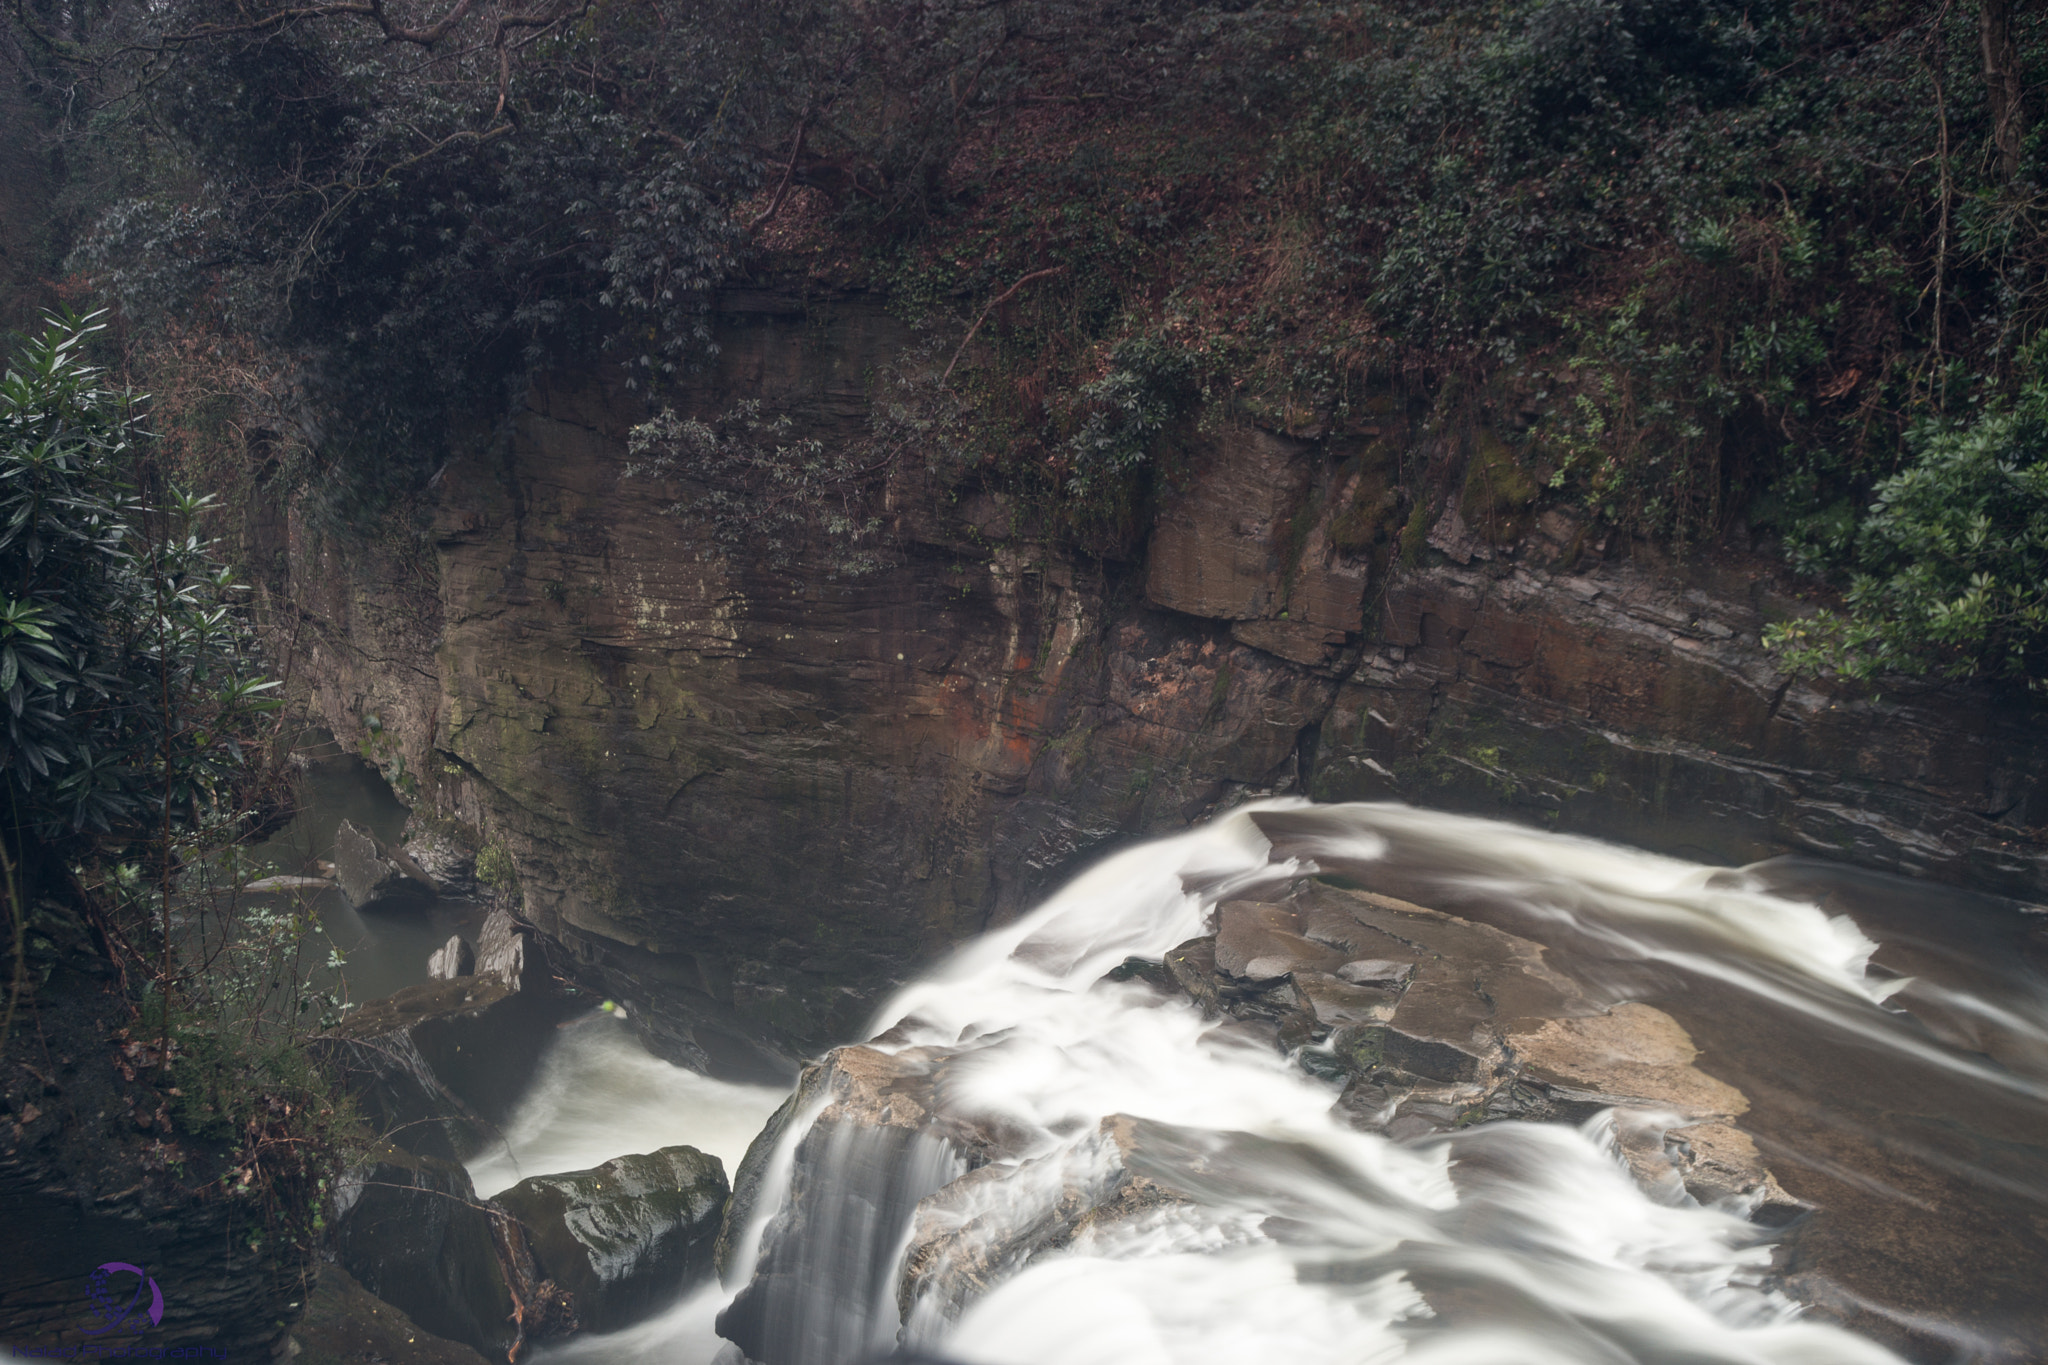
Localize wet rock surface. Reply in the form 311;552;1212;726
291;1264;490;1365
494;1145;727;1334
272;286;2046;1076
1180;881;1799;1217
313;975;576;1161
333;818;439;913
716;1047;978;1365
331;1142;516;1358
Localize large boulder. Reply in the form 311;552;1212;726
493;1146;727;1333
312;976;575;1161
333;818;439;913
400;814;479;896
427;934;476;981
290;1264;492;1365
330;1143;517;1359
475;906;544;993
715;1046;987;1365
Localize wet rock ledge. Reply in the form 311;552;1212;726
716;877;1805;1361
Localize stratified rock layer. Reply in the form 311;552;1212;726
264;284;2048;1066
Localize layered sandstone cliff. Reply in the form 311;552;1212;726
261;284;2048;1071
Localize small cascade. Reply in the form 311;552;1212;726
529;801;2048;1365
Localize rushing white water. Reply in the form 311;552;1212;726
465;1018;787;1198
540;800;2048;1364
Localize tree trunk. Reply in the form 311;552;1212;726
1979;0;2029;178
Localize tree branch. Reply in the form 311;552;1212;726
943;266;1069;384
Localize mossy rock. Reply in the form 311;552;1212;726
494;1145;728;1333
1458;433;1539;545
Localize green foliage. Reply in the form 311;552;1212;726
626;399;882;577
1305;0;1768;348
1459;434;1539;545
1062;336;1204;496
474;842;518;894
0;313;277;840
1766;377;2048;689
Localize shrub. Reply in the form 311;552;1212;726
1767;373;2048;689
0;312;278;840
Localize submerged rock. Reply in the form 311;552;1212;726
493;1146;728;1333
333;818;439;913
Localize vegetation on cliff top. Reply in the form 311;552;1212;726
5;0;2047;687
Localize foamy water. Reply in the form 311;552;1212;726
466;1019;787;1198
536;801;2048;1363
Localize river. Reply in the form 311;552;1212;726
417;800;2046;1365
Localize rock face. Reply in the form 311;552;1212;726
493;1146;727;1333
312;976;573;1161
263;283;2048;1066
332;819;438;913
427;934;476;981
331;1143;517;1358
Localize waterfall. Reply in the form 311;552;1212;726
533;801;2048;1365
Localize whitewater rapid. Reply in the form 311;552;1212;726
531;801;2048;1364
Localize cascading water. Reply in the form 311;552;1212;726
530;801;2048;1365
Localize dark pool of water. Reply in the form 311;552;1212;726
244;731;487;1005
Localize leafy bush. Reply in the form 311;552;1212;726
1766;378;2048;689
0;313;278;840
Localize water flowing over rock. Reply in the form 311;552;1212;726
703;804;1932;1365
493;1145;727;1334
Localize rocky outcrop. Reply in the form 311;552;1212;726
265;283;2048;1069
330;1142;517;1359
713;877;1803;1359
493;1145;726;1333
332;818;438;913
1175;881;1804;1222
312;975;574;1161
427;934;476;981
